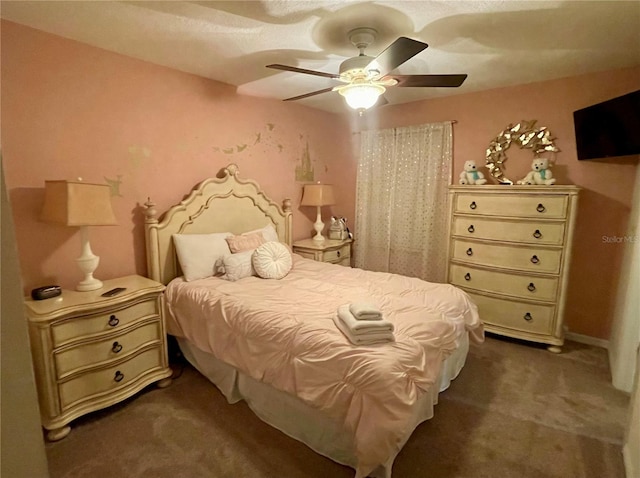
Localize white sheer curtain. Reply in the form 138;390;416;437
353;122;452;282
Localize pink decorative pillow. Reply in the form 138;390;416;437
246;224;279;243
226;231;266;253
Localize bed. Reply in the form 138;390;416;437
143;164;483;478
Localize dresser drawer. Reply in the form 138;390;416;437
468;293;555;335
449;264;559;302
452;240;562;274
295;250;316;261
452;216;565;245
54;320;162;378
324;244;351;263
454;193;568;219
58;346;164;410
51;299;158;347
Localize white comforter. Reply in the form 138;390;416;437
165;255;483;477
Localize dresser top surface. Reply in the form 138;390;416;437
25;275;163;318
449;185;581;194
293;238;352;250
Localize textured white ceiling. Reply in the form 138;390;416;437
2;1;639;113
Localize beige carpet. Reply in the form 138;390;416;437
45;335;629;478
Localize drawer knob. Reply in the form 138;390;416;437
337;250;341;257
533;229;542;239
527;283;536;292
523;312;533;321
536;203;546;213
112;341;123;353
114;371;124;383
469;201;477;210
108;315;119;327
466;248;473;256
530;255;540;264
467;225;475;233
464;273;471;281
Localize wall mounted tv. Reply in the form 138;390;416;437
573;89;640;161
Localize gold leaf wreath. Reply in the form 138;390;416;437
485;120;560;185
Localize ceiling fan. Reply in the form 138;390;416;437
266;28;467;112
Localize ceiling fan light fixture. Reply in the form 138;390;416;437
269;31;466;109
338;83;385;110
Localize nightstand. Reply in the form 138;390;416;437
24;275;173;441
292;238;352;266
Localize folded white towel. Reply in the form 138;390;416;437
349;301;382;320
337;305;394;334
333;315;395;345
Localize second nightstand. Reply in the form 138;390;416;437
25;275;173;441
292;238;352;266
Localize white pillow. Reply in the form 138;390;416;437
172;232;232;281
246;223;279;243
216;250;256;281
252;242;293;280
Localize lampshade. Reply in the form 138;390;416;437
41;180;117;226
338;83;385;110
300;184;335;207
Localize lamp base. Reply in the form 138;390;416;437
312;207;325;242
75;226;103;292
76;277;103;292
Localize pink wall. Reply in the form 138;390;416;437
356;67;640;339
1;21;354;293
2;20;638;340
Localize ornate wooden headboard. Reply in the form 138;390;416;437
144;164;292;285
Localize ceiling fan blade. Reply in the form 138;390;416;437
266;64;340;80
282;87;334;102
367;37;428;77
390;74;468;88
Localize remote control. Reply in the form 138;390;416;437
101;287;127;297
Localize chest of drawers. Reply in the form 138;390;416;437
446;186;580;352
25;275;173;440
292;238;352;266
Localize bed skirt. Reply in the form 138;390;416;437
177;333;470;478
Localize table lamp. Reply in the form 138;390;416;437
40;180;117;291
300;183;335;242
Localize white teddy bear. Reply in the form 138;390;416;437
520;158;556;185
459;160;487;185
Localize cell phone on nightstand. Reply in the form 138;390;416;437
101;287;126;297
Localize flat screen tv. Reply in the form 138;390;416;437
573;89;640;161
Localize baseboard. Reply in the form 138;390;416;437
623;443;637;478
565;331;609;349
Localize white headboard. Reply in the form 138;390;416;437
144;164;292;285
